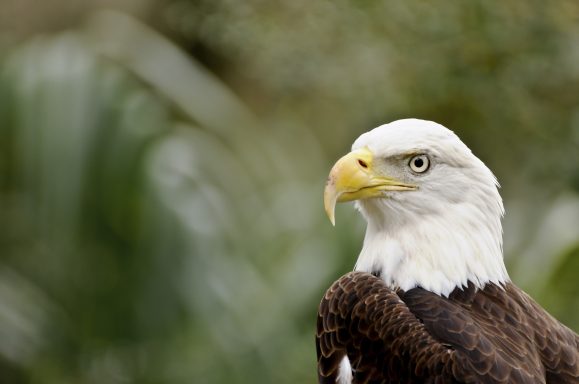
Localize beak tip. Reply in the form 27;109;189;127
324;193;337;227
324;204;336;226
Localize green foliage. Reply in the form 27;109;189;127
0;2;578;383
539;246;579;328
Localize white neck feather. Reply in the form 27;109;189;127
354;196;509;297
345;119;511;297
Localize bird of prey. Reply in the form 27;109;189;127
317;119;579;384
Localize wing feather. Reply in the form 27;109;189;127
317;272;459;383
316;272;579;384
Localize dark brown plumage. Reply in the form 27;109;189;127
316;272;579;384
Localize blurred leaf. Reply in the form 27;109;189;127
538;245;579;329
0;2;578;384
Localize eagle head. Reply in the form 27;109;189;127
324;119;509;296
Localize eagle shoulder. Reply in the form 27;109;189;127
317;272;457;383
316;272;579;384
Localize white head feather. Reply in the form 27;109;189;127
351;119;509;296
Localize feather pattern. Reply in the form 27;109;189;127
316;272;579;384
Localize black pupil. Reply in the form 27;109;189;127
414;158;424;168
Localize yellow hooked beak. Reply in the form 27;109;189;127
323;147;417;225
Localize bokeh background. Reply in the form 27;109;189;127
0;1;578;383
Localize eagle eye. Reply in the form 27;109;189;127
409;154;430;173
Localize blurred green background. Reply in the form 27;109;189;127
0;1;578;383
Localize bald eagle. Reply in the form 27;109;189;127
317;119;579;384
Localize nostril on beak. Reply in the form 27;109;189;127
358;159;368;169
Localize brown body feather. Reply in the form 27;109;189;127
316;272;579;384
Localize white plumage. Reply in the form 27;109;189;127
350;119;508;296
